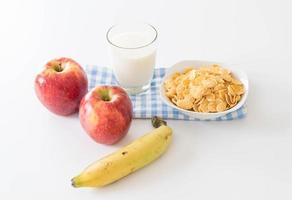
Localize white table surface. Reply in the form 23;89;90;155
0;0;292;199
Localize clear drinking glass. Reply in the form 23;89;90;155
106;23;158;94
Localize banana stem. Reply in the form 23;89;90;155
151;116;167;128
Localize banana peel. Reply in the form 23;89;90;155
71;116;172;187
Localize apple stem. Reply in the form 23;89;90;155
99;89;111;101
54;63;63;72
151;116;167;128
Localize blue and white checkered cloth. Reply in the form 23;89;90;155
86;65;247;121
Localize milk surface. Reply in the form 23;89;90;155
110;32;156;88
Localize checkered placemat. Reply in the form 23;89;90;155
86;65;247;121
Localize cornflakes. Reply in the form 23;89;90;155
163;64;245;113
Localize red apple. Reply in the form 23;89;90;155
79;85;133;145
35;57;88;116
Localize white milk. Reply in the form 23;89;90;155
109;32;156;88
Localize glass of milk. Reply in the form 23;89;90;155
106;23;158;94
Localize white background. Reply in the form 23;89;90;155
0;0;292;199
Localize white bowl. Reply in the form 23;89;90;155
160;60;249;120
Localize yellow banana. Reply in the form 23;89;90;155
71;117;172;187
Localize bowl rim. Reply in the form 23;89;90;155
159;60;249;118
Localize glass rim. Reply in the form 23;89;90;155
106;23;158;50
